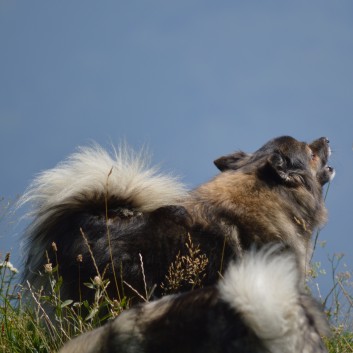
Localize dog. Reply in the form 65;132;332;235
58;246;330;353
20;136;334;303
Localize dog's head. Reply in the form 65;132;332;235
214;136;335;188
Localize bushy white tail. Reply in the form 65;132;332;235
19;144;188;290
219;246;329;353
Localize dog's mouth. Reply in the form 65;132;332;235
309;137;335;185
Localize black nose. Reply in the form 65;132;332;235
327;166;334;172
323;137;330;144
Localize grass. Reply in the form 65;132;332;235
0;248;128;352
307;250;353;351
0;232;211;352
1;243;353;352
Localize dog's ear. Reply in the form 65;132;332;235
267;153;291;183
267;153;303;186
214;151;252;171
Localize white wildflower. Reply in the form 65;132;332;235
0;260;19;274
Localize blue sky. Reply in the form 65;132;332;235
1;1;353;297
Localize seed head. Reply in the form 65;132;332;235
93;276;102;286
52;242;58;252
44;263;53;274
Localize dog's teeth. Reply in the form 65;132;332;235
329;167;336;181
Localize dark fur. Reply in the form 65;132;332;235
21;136;334;304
